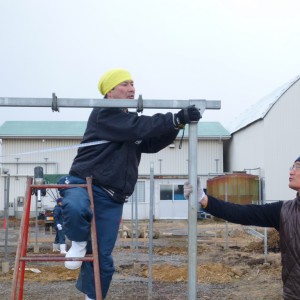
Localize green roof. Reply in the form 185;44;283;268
0;121;86;138
182;122;231;138
0;121;230;139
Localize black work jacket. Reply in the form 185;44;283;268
205;195;282;230
53;204;63;226
70;107;179;197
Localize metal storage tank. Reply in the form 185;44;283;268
206;172;260;204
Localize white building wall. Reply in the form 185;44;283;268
228;121;265;175
0;138;79;216
263;84;300;201
0;136;225;219
123;180;150;220
138;139;224;175
2;139;78;174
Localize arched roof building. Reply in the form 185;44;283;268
225;75;300;202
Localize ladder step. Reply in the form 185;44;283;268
20;255;94;262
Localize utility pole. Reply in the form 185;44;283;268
3;169;10;274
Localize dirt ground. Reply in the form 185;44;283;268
0;218;283;299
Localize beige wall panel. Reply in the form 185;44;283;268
139;140;224;175
228;121;264;175
1;136;225;218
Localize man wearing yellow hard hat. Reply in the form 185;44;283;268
58;68;200;300
98;68;134;97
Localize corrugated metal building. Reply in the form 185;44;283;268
226;75;300;202
0;121;230;219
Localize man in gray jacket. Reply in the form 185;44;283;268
184;156;300;300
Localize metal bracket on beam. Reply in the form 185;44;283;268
136;94;143;113
51;93;59;112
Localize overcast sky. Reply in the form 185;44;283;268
1;0;300;128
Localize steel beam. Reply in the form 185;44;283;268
0;95;220;115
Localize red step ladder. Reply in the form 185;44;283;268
11;177;103;300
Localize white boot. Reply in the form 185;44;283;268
85;294;95;300
60;244;67;254
52;243;60;252
64;241;87;270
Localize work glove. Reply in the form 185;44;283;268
57;224;62;230
184;177;205;202
174;105;201;129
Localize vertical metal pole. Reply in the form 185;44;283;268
188;123;198;300
35;193;39;249
44;158;48;174
225;181;228;250
131;191;134;248
4;173;10;260
261;176;268;262
34;166;44;253
148;162;154;300
264;228;268;262
134;188;139;259
15;158;20;180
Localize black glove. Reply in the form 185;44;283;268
174;105;201;128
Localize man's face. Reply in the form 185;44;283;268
289;161;300;192
107;80;135;99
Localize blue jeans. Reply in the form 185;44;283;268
58;175;123;299
54;228;65;244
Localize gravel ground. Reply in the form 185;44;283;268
0;219;283;299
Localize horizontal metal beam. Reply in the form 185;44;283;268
0;94;221;115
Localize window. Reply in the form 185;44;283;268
160;184;173;200
127;181;145;203
17;196;24;207
174;184;185;200
160;184;185;201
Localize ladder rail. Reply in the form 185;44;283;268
11;177;33;300
87;177;102;300
20;177;34;300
